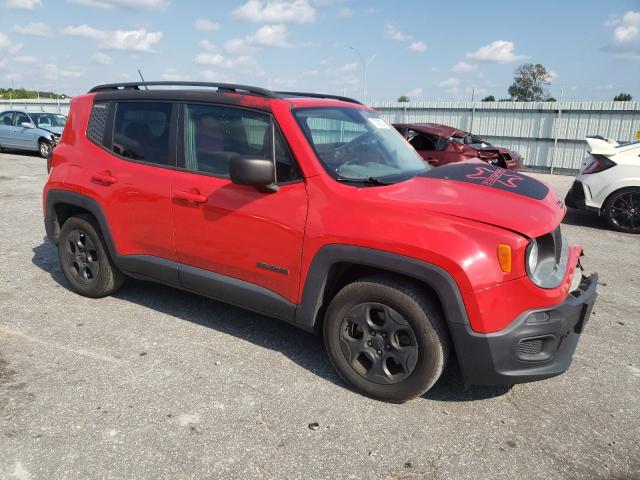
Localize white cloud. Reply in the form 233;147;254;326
247;24;290;47
5;73;21;82
302;69;319;76
406;87;423;97
224;38;252;54
43;63;86;81
466;40;528;64
66;0;168;9
451;61;477;73
194;42;264;76
199;40;217;52
11;22;52;37
385;24;411;42
233;0;315;24
3;0;41;10
91;52;113;64
269;77;297;89
438;77;460;88
195;18;219;32
195;52;225;66
162;68;190;81
340;62;357;73
408;41;426;52
605;10;640;59
338;7;353;18
548;70;558;82
0;33;22;54
14;55;37;64
62;25;162;52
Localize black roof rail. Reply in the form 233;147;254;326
88;81;277;98
275;91;363;105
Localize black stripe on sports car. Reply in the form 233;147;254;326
419;163;549;200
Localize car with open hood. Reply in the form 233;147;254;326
394;122;523;171
0;110;66;158
43;81;596;402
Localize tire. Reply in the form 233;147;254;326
603;187;640;234
58;214;125;297
38;139;52;159
323;275;450;403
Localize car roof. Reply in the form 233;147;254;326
395;123;466;138
88;81;364;111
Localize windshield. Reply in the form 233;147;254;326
31;113;67;128
293;107;428;183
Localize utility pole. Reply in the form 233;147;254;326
349;46;376;104
470;87;476;133
550;85;565;175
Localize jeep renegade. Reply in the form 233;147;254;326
43;82;598;402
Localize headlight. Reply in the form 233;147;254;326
525;227;568;288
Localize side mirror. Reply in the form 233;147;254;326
229;157;278;192
21;122;34;129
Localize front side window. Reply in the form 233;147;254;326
14;112;30;126
293;107;428;184
184;104;301;182
112;102;172;165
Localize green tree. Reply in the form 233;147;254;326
397;95;410;103
481;95;495;102
507;63;553;101
613;93;632;101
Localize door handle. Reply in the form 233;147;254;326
91;171;116;185
174;190;208;204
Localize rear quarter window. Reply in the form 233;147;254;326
87;103;109;146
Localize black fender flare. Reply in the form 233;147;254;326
294;245;470;330
44;189;118;256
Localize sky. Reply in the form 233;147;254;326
1;0;639;101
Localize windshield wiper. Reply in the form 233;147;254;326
335;176;393;185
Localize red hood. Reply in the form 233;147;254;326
375;164;564;238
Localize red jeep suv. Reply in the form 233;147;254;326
43;82;597;402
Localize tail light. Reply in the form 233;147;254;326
582;154;616;174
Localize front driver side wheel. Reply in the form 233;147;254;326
324;275;450;403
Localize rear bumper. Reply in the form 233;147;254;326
450;273;598;385
565;180;599;213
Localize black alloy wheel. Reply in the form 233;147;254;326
605;189;640;233
64;228;100;284
340;302;418;384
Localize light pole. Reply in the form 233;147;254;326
349;46;376;104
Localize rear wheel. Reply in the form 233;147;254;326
58;214;125;297
39;139;52;159
323;275;450;403
603;188;640;234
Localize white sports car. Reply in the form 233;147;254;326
565;136;640;234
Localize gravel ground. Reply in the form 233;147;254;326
1;151;639;480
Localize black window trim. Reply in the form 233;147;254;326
175;101;304;185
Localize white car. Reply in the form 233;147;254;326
565;136;640;233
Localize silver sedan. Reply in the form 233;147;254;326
0;110;66;158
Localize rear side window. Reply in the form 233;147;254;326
87;103;109;145
0;112;14;126
112;102;172;165
183;104;301;182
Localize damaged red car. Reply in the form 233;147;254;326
394;123;524;171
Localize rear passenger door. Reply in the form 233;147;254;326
0;112;15;147
84;101;178;262
170;103;308;303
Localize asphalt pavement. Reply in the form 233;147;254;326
1;151;639;480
